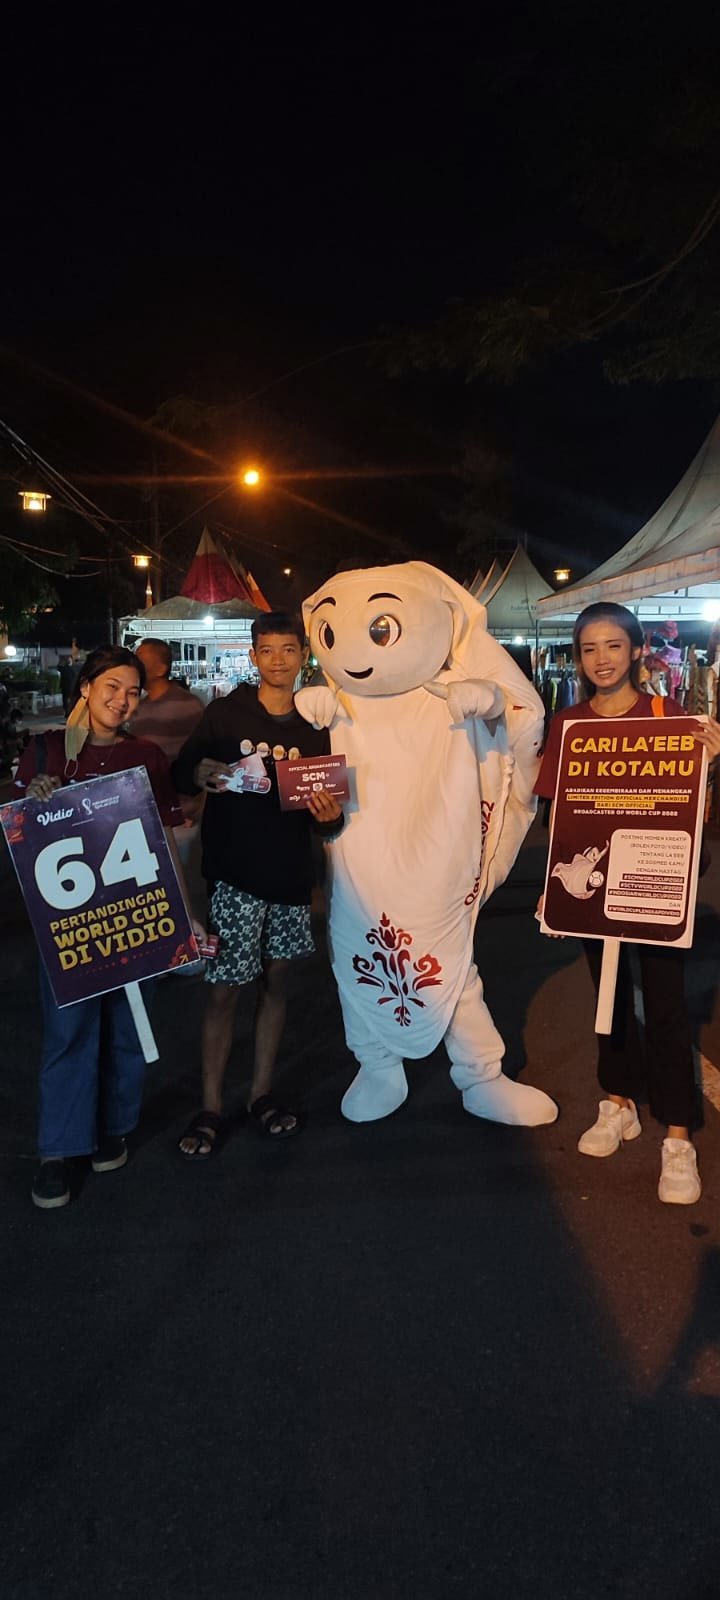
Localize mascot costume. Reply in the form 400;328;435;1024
296;562;557;1128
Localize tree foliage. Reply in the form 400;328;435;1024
0;545;61;633
383;31;720;388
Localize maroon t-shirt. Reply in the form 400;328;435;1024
534;695;687;801
15;728;183;828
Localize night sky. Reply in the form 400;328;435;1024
2;11;718;618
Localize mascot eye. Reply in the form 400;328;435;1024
318;620;335;650
368;614;401;648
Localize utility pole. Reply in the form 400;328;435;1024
151;450;162;603
106;544;116;643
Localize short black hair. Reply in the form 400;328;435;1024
72;646;146;708
138;637;173;675
251;610;305;649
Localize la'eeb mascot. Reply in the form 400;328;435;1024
296;561;557;1127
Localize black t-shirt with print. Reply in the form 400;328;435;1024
172;684;343;905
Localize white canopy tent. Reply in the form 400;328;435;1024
469;558;501;601
536;415;720;624
481;544;562;641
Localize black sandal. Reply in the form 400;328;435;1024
178;1110;225;1160
248;1096;303;1139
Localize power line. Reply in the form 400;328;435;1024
0;416;179;578
0;534;104;577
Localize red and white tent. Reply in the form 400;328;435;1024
181;528;271;609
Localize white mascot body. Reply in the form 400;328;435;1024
296;561;557;1127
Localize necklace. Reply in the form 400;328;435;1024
89;734;120;769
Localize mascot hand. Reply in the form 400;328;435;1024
426;677;505;722
295;685;342;729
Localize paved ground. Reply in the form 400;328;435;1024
3;777;720;1597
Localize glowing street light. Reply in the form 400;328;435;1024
19;490;50;513
241;467;262;488
554;566;571;584
282;566;292;577
132;555;152;604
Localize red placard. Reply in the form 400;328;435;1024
275;753;350;811
541;716;708;948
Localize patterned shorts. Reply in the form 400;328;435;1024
205;881;315;985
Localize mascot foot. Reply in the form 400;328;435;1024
341;1063;408;1123
461;1073;558;1127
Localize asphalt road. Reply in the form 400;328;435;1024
3;814;720;1599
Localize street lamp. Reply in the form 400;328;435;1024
132;555;153;606
554;566;571;584
241;467;262;488
19;490;50;513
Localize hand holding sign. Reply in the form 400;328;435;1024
25;774;61;802
693;717;720;764
193;757;234;793
306;787;343;823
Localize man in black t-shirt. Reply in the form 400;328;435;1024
172;612;344;1154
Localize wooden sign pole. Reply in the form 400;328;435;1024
594;938;620;1035
124;982;159;1063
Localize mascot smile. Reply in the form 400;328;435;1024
296;561;558;1128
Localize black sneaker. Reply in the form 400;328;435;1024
32;1159;71;1210
91;1135;128;1173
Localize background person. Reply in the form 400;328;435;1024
14;645;205;1211
59;639;87;717
535;601;720;1207
132;638;205;859
132;639;204;763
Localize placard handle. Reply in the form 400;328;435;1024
595;938;620;1035
124;982;159;1063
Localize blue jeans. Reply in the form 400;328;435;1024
38;966;151;1158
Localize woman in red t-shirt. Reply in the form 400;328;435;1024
535;603;720;1207
14;646;205;1212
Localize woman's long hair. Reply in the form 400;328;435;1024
572;603;644;700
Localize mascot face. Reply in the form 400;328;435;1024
304;567;455;696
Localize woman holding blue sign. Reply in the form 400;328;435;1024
535;602;720;1207
14;646;205;1211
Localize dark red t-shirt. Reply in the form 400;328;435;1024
534;695;687;801
15;728;183;828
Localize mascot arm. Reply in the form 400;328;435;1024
295;684;347;729
504;701;544;808
425;676;505;721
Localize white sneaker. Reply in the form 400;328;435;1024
658;1138;701;1205
578;1099;641;1157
